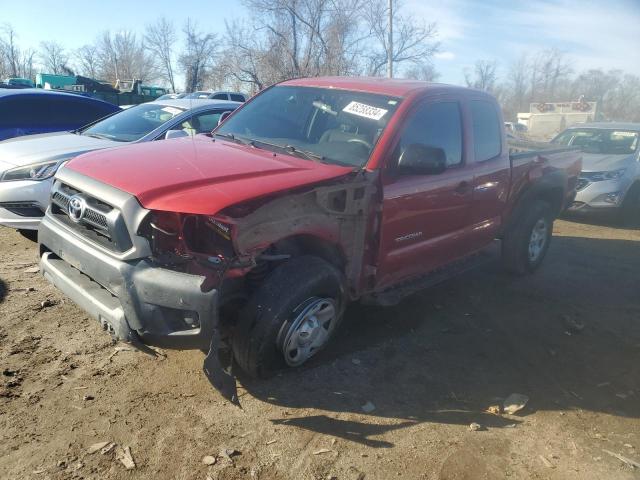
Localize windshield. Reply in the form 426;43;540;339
216;85;401;167
81;103;186;142
553;128;639;155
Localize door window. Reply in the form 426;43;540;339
392;101;463;168
178;110;229;135
211;93;228;100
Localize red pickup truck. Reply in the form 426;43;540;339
38;77;581;402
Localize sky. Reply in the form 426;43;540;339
3;0;640;87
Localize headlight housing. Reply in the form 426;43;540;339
582;168;627;182
0;160;61;182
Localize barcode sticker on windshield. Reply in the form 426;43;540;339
161;107;182;116
343;101;388;121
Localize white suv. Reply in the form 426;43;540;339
183;91;247;102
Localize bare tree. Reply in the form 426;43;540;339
364;0;439;77
179;19;219;92
95;30;159;84
20;48;37;79
1;24;21;77
464;60;498;91
603;73;640;122
39;41;69;74
501;54;529;119
403;62;440;82
230;0;365;82
144;18;177;92
74;44;100;78
534;49;572;100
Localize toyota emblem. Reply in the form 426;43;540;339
67;195;86;223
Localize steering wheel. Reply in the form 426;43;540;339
347;138;372;149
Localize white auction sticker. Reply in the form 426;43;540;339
343;101;388;121
161;106;182;116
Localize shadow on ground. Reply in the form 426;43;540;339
561;211;640;230
0;278;6;304
239;235;640;447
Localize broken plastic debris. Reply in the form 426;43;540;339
312;448;333;455
115;446;136;470
202;455;217;465
503;393;529;414
87;441;109;454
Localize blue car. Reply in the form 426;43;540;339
0;89;120;141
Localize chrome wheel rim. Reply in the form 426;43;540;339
280;297;337;367
528;218;548;262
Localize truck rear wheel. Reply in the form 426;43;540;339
232;255;346;378
502;200;553;275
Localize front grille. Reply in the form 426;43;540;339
50;182;132;252
576;178;589;191
0;201;44;217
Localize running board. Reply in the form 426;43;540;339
363;242;499;307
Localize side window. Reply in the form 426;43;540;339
230;94;245;102
212;93;228;100
178;111;228;135
195;111;226;132
394;101;462;168
470;100;501;161
0;97;50;126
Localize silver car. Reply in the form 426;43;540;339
553;123;640;222
0;99;240;231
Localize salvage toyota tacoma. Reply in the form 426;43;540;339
38;77;581;402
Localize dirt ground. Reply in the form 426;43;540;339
1;216;639;480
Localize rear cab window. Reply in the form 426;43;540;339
470;100;502;161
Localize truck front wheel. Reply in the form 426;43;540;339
232;255;346;378
502;200;553;275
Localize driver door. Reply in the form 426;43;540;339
374;98;475;290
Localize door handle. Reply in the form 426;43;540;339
454;181;471;195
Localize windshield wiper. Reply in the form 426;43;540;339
213;132;251;145
84;133;128;142
248;138;325;162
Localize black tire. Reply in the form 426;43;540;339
502;200;553;275
619;183;640;227
232;255;346;378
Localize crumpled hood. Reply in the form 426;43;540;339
65;136;354;215
0;131;115;170
581;152;636;172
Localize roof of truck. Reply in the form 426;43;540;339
280;76;470;98
568;122;640;131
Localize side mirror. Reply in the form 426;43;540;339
164;129;189;140
217;110;232;126
397;143;447;175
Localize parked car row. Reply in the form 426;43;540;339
0;98;241;231
551;123;640;223
0;89;120;141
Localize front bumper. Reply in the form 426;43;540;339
0;178;52;230
570;177;632;212
39;213;218;349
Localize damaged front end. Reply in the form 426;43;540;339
136;210;247;404
139;171;378;404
